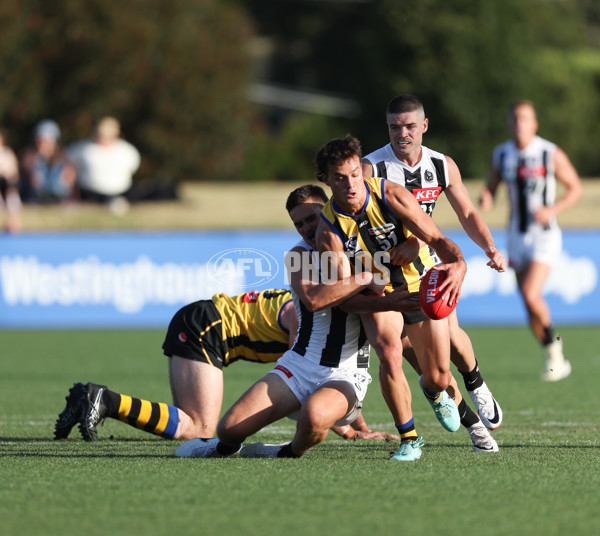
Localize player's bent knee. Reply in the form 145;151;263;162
302;404;341;435
422;368;451;392
304;410;333;433
371;340;403;363
521;286;543;307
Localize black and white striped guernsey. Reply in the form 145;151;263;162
289;239;369;369
491;135;558;234
363;143;449;217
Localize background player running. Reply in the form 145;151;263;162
481;99;582;381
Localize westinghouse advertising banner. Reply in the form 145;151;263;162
0;229;598;329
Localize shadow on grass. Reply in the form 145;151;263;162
0;437;170;443
349;441;599;450
0;436;180;458
2;438;597;460
1;452;176;459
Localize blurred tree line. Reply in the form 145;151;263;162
0;0;254;189
244;0;600;180
0;0;599;190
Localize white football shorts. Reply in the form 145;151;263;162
269;351;372;426
508;225;562;272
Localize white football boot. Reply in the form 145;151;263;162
468;381;503;430
240;441;291;458
541;337;572;382
467;422;499;452
174;437;240;458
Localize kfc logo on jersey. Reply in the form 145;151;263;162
413;187;442;202
517;164;546;180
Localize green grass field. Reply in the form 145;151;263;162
1;326;599;536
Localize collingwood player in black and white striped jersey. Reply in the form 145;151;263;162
362;94;504;452
482;100;582;381
287;237;370;370
175;184;421;460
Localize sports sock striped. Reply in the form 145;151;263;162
117;394;179;438
396;417;418;443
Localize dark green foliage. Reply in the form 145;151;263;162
243;0;600;177
1;0;600;185
0;0;255;182
244;113;343;182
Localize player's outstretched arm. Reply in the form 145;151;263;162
286;237;382;313
337;285;421;314
383;180;466;306
444;156;505;272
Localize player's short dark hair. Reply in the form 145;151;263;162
314;134;362;182
286;184;328;213
386;94;425;116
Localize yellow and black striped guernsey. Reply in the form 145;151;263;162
320;177;435;293
213;289;293;365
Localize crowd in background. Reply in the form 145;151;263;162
0;117;140;232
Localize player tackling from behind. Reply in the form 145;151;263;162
176;184;421;460
54;286;397;443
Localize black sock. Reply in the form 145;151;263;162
216;441;241;456
276;442;301;458
458;399;480;428
543;326;555;346
103;389;121;417
460;359;484;391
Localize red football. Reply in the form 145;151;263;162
419;267;458;320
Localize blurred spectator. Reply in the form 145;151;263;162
0;127;22;232
67;117;140;215
20;120;77;204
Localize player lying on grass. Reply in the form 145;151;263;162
175;184;423;459
54;288;399;443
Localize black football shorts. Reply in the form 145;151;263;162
402;309;429;325
162;300;227;369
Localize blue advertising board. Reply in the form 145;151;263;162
0;229;598;328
